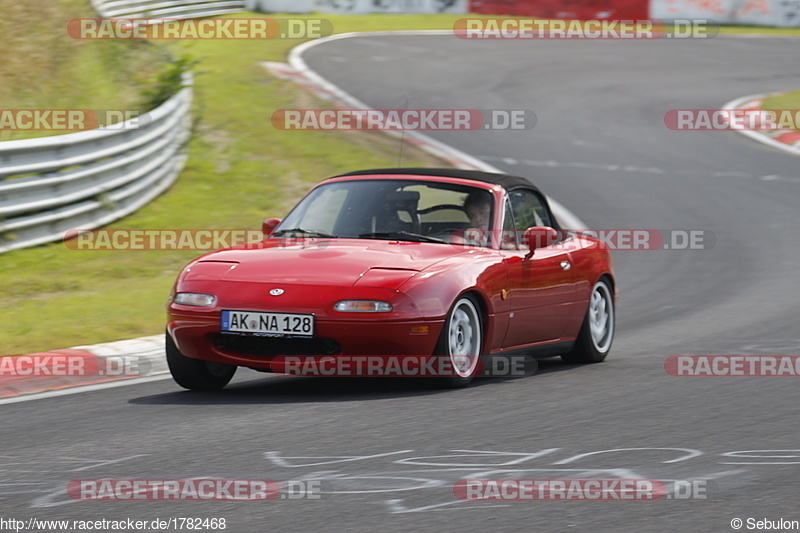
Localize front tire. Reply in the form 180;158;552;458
435;294;484;388
166;333;237;391
562;278;615;364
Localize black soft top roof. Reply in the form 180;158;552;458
331;168;541;194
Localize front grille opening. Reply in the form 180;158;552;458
213;334;341;357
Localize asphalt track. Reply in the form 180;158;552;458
4;35;800;533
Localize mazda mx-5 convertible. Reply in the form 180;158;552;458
166;168;615;390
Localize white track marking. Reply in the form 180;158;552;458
724;93;800;156
0;373;171;405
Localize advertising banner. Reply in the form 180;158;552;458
650;0;800;27
468;0;649;20
248;0;468;13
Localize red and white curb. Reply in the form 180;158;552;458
2;31;589;402
723;93;800;156
0;335;168;402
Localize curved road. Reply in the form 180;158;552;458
4;35;800;533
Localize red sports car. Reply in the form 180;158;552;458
166;168;615;390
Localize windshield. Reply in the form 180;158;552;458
275;179;495;245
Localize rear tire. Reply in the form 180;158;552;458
562;278;614;364
435;294;484;388
166;333;236;391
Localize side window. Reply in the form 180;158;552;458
501;200;519;250
508;189;551;230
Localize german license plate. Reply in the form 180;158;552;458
221;310;314;336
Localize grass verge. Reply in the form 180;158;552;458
761;91;800;112
0;0;169;141
761;90;800;134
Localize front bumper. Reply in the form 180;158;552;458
167;311;445;371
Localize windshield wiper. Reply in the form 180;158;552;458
359;231;446;244
273;228;337;238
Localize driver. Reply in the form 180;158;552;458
457;191;492;246
463;190;492;230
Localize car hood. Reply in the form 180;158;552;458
183;238;475;287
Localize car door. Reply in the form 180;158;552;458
501;189;578;348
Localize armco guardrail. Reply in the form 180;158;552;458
0;82;192;254
0;0;241;254
92;0;245;19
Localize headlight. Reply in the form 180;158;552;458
173;292;216;307
334;300;393;313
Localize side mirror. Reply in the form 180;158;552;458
262;218;281;237
523;226;559;254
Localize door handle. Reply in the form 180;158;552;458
560;260;571;271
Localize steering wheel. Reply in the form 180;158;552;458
417;204;467;215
